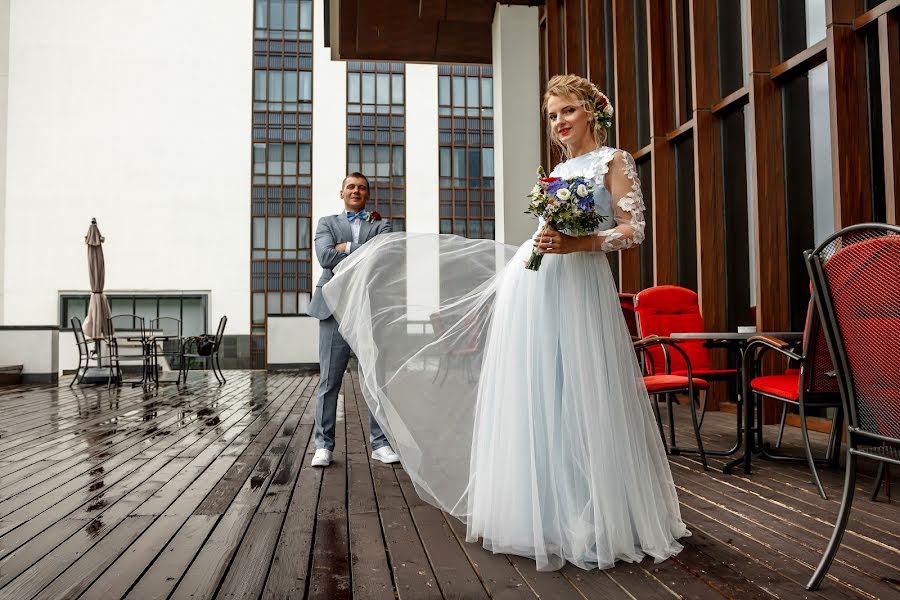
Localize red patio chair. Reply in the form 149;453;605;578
618;293;639;340
634;286;739;427
805;223;900;590
743;297;842;499
634;335;709;470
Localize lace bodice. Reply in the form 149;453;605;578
536;146;646;252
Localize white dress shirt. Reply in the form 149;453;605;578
346;212;363;252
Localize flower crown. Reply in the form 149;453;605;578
586;86;614;131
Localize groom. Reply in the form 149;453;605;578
307;172;400;467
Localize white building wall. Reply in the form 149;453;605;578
0;0;9;324
2;0;252;331
404;64;439;235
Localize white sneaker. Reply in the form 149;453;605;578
311;448;332;467
371;446;400;464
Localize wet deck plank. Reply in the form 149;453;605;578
0;371;896;599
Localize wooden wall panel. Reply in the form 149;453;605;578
646;0;677;285
827;4;874;226
879;13;900;224
689;1;726;333
613;0;641;292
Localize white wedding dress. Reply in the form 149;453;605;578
323;146;689;571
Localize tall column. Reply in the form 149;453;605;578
404;64;439;234
311;0;347;287
492;4;541;246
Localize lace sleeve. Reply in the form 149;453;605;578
595;151;645;252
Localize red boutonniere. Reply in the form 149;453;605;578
366;210;382;222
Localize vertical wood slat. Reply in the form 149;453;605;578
672;0;687;125
585;0;605;88
688;0;727;410
613;0;641;292
646;0;677;285
827;2;874;227
879;12;900;224
565;0;586;75
746;0;789;335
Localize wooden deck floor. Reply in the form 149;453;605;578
0;371;897;600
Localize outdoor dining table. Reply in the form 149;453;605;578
123;330;181;385
669;331;804;474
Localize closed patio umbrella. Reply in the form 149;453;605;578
82;218;112;340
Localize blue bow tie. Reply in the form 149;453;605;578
346;211;368;221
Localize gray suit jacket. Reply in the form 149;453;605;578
307;213;392;320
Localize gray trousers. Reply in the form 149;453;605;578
315;315;388;452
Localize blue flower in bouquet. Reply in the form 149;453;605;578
545;179;568;196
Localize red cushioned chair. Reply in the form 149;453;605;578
743;297;842;499
633;335;709;470
805;224;900;590
634;286;739;428
618;293;639;340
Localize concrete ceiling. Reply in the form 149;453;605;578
328;0;543;64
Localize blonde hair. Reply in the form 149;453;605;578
543;74;610;158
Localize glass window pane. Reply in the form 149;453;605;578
300;0;312;30
65;298;88;327
135;298;157;325
348;145;360;172
439;76;451;105
298;218;311;248
268;143;282;175
299;71;312;101
391;74;404;104
254;70;267;101
255;0;267;28
376;145;390;177
805;0;826;47
347;72;360;103
254;143;266;174
452;76;465;107
269;71;283;102
283;143;297;175
453;148;465;185
283;71;298;102
270;0;283;30
183;298;205;336
467;77;479;107
252;293;265;325
268;217;282;249
808;63;834;245
481;78;493;107
481;148;494;178
392;146;404;177
467;148;481;179
298;144;311;174
285;0;298;30
253;217;266;249
267;293;281;315
283;218;297;249
376;73;390;104
362;145;375;176
110;298;134;321
440;147;451;177
159;298;180;321
283;292;298;314
362;73;376;104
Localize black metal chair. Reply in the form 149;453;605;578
742;298;843;499
634;335;710;470
69;316;115;387
107;314;154;387
179;315;227;385
805;223;900;590
149;317;182;381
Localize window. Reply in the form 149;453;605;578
252;0;314;368
438;64;495;239
347;62;406;230
61;294;208;337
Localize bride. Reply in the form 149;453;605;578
323;74;689;571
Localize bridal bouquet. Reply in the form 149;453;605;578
524;167;607;271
